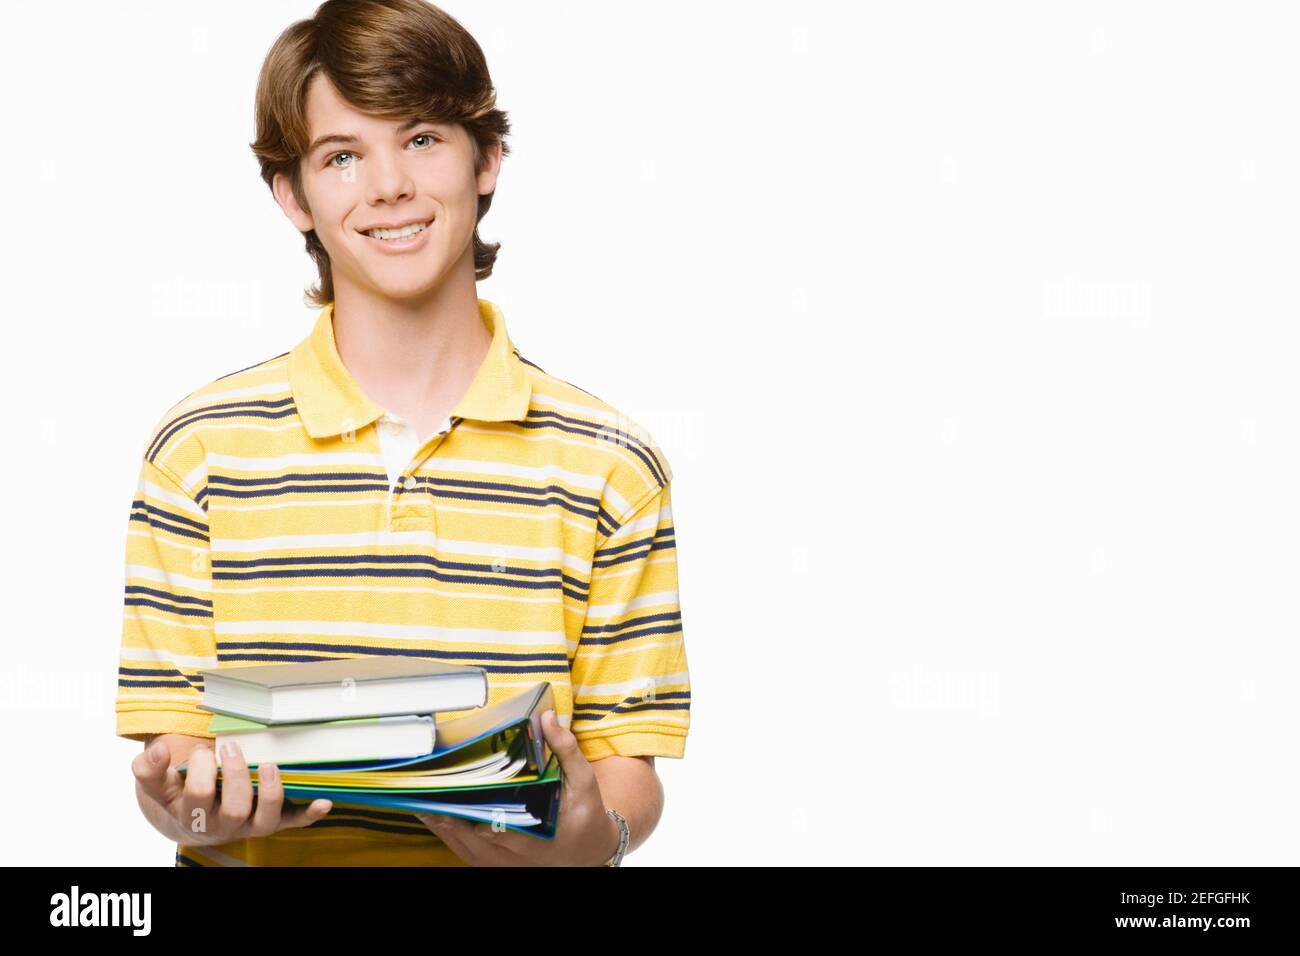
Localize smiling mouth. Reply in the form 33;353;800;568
360;218;434;241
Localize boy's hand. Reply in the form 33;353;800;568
132;736;333;846
414;709;621;866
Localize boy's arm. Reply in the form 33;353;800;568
569;466;689;861
590;755;663;856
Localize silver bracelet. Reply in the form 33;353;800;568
602;807;629;866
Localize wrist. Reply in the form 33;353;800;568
595;811;621;863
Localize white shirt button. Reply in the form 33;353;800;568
383;420;403;436
402;475;417;490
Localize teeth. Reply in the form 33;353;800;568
366;220;430;240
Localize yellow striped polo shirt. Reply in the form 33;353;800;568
115;297;690;866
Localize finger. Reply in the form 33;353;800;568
245;762;285;836
541;709;596;793
418;813;518;866
276;794;334;831
131;737;177;804
468;819;532;857
179;744;218;839
216;741;254;829
455;816;526;864
416;813;477;863
267;764;334;831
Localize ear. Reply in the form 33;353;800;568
272;170;315;233
476;138;504;197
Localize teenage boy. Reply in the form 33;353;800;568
117;0;689;866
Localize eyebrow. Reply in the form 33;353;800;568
307;117;439;158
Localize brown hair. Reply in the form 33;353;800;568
249;0;512;307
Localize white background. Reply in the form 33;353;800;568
1;0;1296;865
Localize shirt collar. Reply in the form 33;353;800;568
288;297;533;440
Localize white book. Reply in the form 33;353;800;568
196;655;488;724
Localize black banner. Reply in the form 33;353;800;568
10;866;1295;941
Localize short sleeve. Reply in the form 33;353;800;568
570;481;690;761
115;456;219;742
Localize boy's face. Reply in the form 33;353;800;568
273;73;501;303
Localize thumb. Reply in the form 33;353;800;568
540;709;593;786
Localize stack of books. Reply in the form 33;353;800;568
174;656;561;839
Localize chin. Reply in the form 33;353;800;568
367;271;449;302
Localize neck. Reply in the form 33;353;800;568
330;274;493;425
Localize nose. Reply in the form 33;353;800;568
364;148;415;206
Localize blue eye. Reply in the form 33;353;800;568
325;133;438;170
